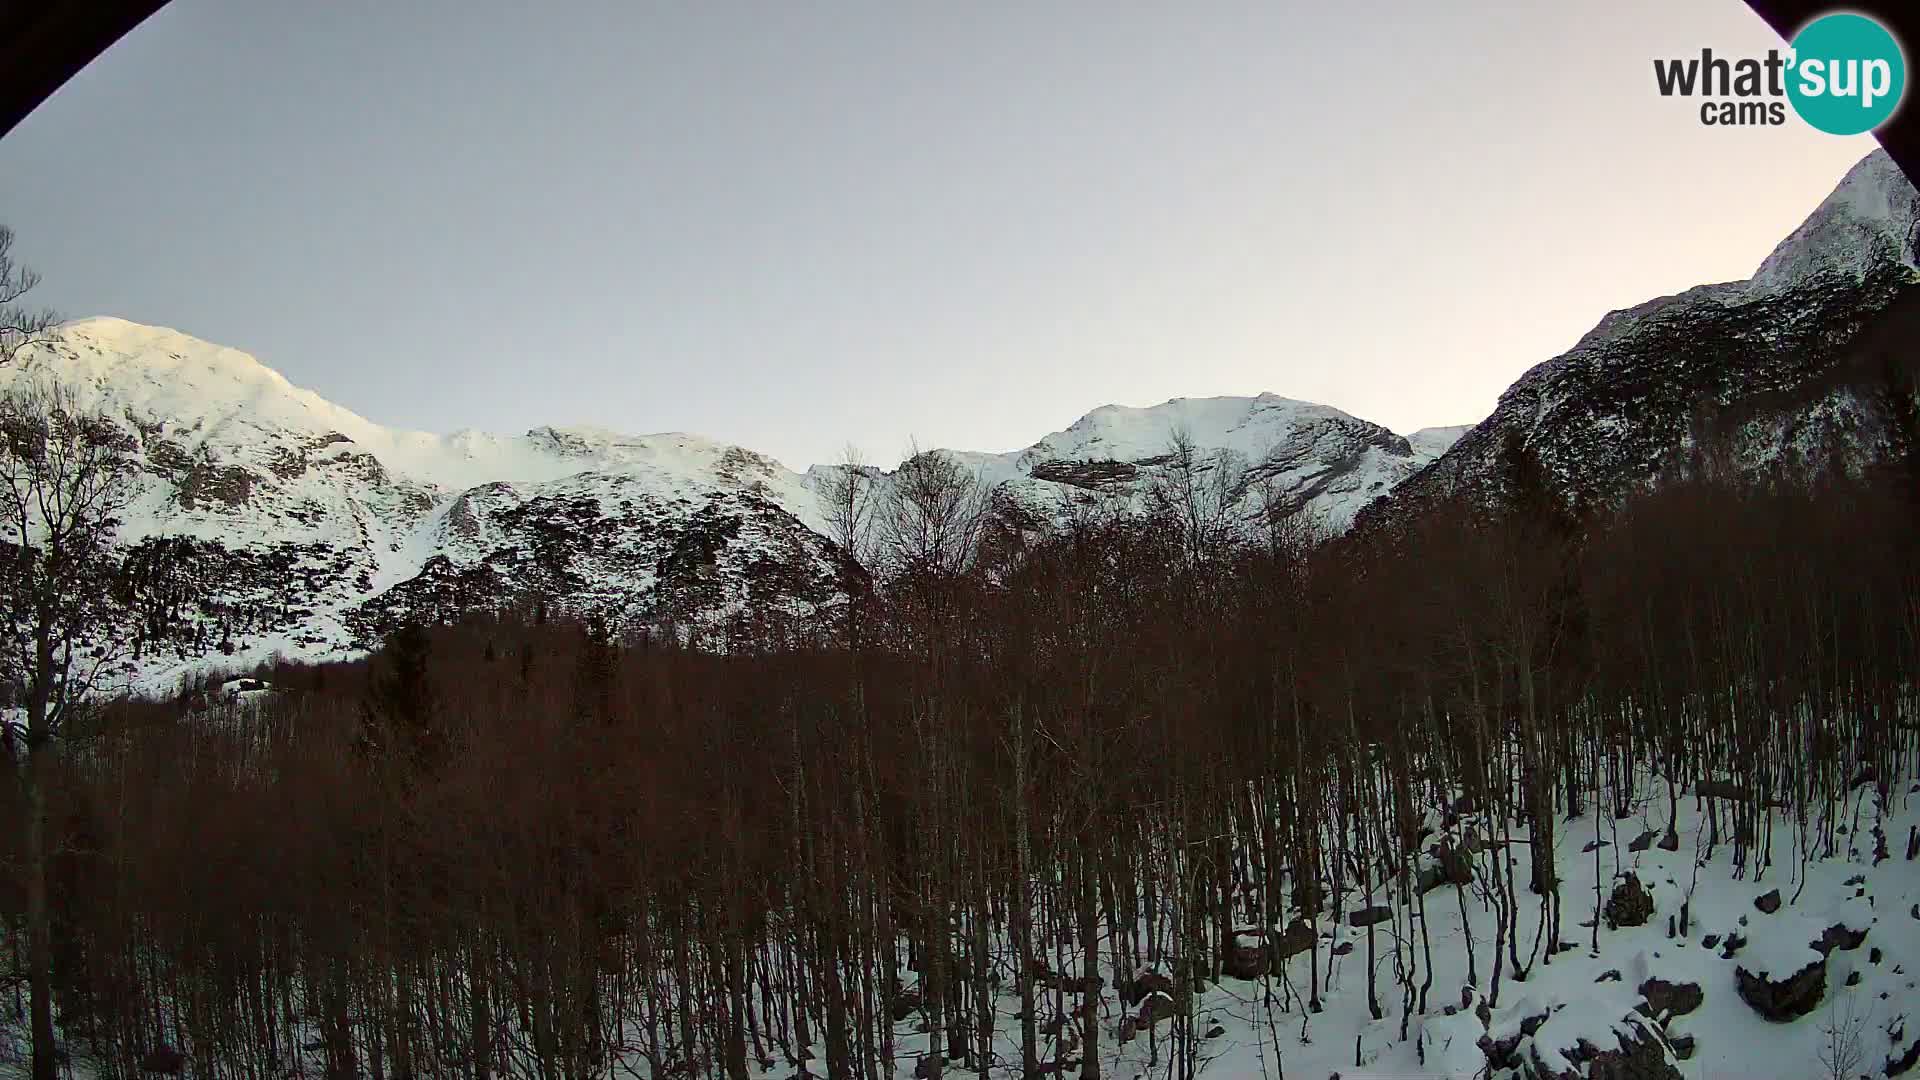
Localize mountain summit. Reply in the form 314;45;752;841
4;317;1456;688
6;149;1911;689
1364;149;1920;527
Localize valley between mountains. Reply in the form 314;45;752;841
4;150;1916;696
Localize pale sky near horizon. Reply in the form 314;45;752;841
0;0;1885;470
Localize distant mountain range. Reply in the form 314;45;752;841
3;149;1914;691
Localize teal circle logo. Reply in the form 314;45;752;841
1787;13;1906;135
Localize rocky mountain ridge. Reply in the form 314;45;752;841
2;317;1459;691
1362;149;1920;528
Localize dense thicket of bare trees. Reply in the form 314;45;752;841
4;417;1918;1079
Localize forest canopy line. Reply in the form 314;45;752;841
3;367;1917;1078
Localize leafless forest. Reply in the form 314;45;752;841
7;396;1920;1079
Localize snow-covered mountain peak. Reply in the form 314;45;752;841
7;320;808;505
1367;148;1920;532
1407;425;1471;459
1752;148;1918;289
978;393;1464;532
1568;152;1919;360
34;316;368;436
3;314;1471;681
1032;393;1372;463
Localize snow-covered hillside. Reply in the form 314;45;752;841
8;148;1910;690
1;318;1457;689
1367;149;1920;527
871;767;1916;1080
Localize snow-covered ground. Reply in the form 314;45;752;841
787;770;1913;1080
10;760;1905;1080
1113;789;1912;1080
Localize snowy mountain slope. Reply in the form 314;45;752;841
1364;149;1920;528
819;393;1465;537
1006;767;1917;1080
2;319;1455;688
1009;394;1458;529
15;148;1908;688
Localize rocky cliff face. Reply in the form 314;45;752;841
1363;150;1920;527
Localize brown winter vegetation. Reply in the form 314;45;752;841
2;390;1918;1079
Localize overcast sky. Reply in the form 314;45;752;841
0;0;1881;470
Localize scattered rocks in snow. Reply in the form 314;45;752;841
1735;957;1826;1022
1478;1003;1549;1072
1668;1031;1697;1060
1888;1036;1920;1077
1605;874;1654;929
1636;978;1702;1019
1754;889;1782;914
1220;922;1318;980
1271;919;1317;964
1523;1007;1682;1080
1812;922;1869;956
1121;971;1172;1007
1629;830;1657;852
1421;1003;1488;1076
1419;844;1474;893
1701;934;1719;949
1136;991;1176;1026
1349;905;1392;928
1220;932;1268;981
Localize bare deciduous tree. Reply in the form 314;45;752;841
0;228;59;367
0;378;136;1080
879;443;994;579
1818;989;1869;1080
821;443;877;568
1148;424;1245;563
